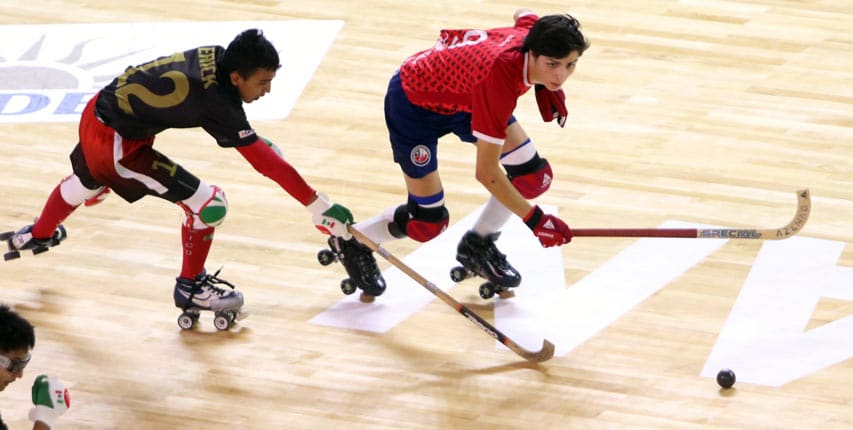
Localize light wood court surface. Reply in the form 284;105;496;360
1;1;852;428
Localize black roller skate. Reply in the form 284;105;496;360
450;230;521;300
0;224;67;261
173;268;246;331
317;235;386;303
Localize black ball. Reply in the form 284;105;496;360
716;368;736;389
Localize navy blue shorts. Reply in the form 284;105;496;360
384;72;515;178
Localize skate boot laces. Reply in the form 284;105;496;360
178;268;243;311
482;233;511;269
481;233;521;287
460;232;508;267
458;231;521;287
335;237;384;286
346;240;380;277
357;247;378;274
196;268;235;296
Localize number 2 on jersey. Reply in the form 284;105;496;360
115;52;190;115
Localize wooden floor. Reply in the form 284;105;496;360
2;0;852;428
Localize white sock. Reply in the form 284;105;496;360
469;140;537;236
472;196;513;236
353;206;399;243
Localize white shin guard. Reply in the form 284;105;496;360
59;174;103;206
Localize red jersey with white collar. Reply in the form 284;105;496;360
399;13;538;144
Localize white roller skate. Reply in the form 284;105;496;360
450;230;521;299
0;224;67;261
317;235;386;303
173;268;246;331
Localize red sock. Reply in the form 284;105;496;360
180;224;215;279
32;185;78;239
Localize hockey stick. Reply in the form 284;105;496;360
573;189;810;239
347;226;556;363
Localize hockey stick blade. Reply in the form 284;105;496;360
348;226;556;363
573;189;810;239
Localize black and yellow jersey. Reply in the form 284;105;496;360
95;46;256;148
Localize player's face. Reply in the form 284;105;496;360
0;348;29;391
231;68;277;103
529;51;580;91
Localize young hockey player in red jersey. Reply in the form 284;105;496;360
343;9;589;300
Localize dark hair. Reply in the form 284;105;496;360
219;29;282;79
0;304;35;353
521;14;590;58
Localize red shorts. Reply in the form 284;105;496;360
73;93;200;203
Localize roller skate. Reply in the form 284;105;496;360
0;223;67;261
173;268;246;331
317;235;386;303
449;230;521;299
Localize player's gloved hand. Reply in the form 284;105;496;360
307;192;354;239
534;84;568;128
523;205;573;247
29;374;70;429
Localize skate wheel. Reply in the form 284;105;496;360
213;312;232;331
177;311;199;330
32;246;49;255
317;249;337;266
4;250;21;261
341;279;357;295
359;293;375;303
478;283;496;300
450;266;468;283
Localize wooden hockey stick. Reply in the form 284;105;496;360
347;226;555;363
573;189;810;239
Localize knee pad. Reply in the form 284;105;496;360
391;201;449;243
505;155;552;199
59;174;104;206
180;185;228;229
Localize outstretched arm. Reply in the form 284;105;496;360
236;138;317;205
236;138;353;238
